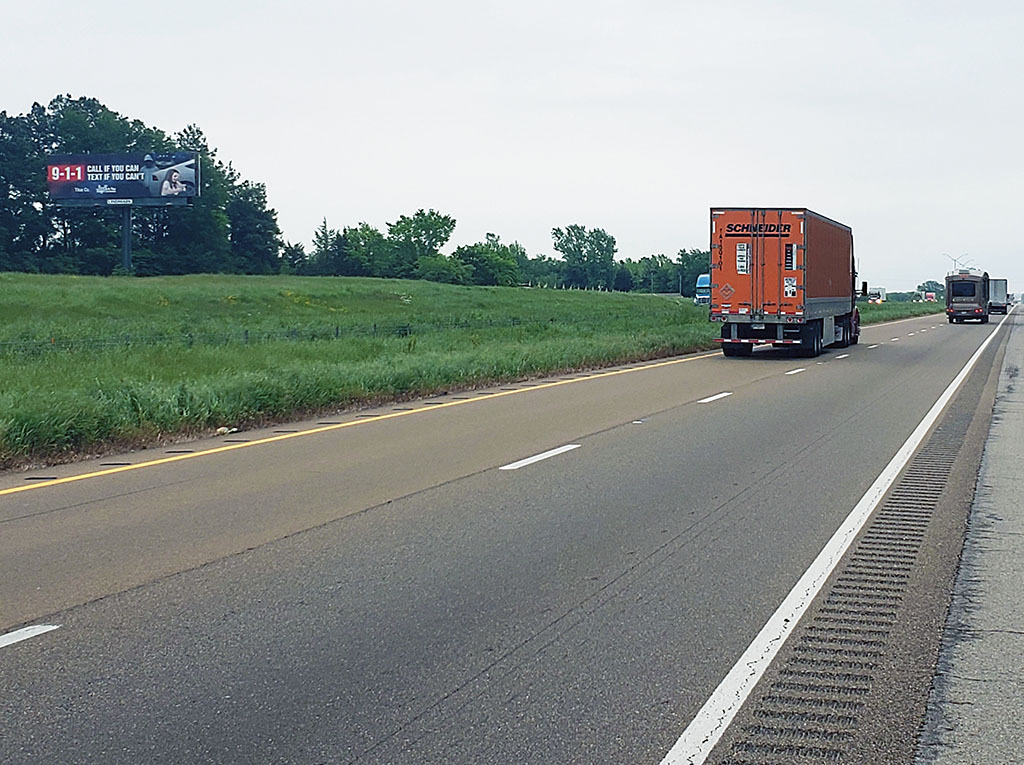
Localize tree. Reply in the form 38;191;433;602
676;248;711;298
636;254;676;293
158;124;233;274
414;253;471;284
227;181;282;274
1;102;77;271
48;96;178;274
520;253;565;288
613;263;635;292
452;233;521;286
0;97;274;275
386;209;456;278
305;219;365;276
551;225;617;289
551;224;588;287
585;228;617;290
344;222;387;276
280;241;307;274
307;219;338;275
917;279;944;297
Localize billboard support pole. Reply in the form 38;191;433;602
121;207;132;272
120;206;133;272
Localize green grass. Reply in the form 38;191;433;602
0;274;718;467
0;274;946;468
857;300;945;323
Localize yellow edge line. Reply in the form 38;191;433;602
1;351;719;498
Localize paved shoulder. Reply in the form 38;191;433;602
918;311;1024;763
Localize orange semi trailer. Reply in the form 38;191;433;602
709;208;860;357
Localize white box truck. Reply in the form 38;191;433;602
989;278;1009;314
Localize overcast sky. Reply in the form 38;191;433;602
6;1;1023;291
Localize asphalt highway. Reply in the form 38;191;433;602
0;313;1004;764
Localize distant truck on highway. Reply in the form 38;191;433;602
945;269;990;323
709;208;860;357
989;278;1009;314
694;273;711;305
867;286;886;303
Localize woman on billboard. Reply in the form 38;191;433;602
160;169;186;196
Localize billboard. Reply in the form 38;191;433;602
46;152;200;206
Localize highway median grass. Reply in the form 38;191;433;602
0;273;718;468
856;300;947;323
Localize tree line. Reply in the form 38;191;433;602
0;96;709;294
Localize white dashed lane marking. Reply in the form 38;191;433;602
698;392;733;404
0;625;60;650
499;444;581;471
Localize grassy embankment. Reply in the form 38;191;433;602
0;273;716;467
856;300;946;323
0;273;943;468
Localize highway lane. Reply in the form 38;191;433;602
0;313;1005;763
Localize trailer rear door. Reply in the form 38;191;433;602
711;209;805;320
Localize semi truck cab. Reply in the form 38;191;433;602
694;273;711;305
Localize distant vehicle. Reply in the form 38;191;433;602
867;286;886;304
710;208;859;357
694;273;711;305
989;278;1009;314
945;269;990;323
925;292;937;302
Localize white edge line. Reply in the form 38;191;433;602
659;313;1009;765
698;392;733;404
785;368;805;375
499;444;580;471
0;624;61;649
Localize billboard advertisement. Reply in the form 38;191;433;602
46;152;200;206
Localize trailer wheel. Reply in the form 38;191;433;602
837;318;851;348
948;316;954;324
801;322;822;357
